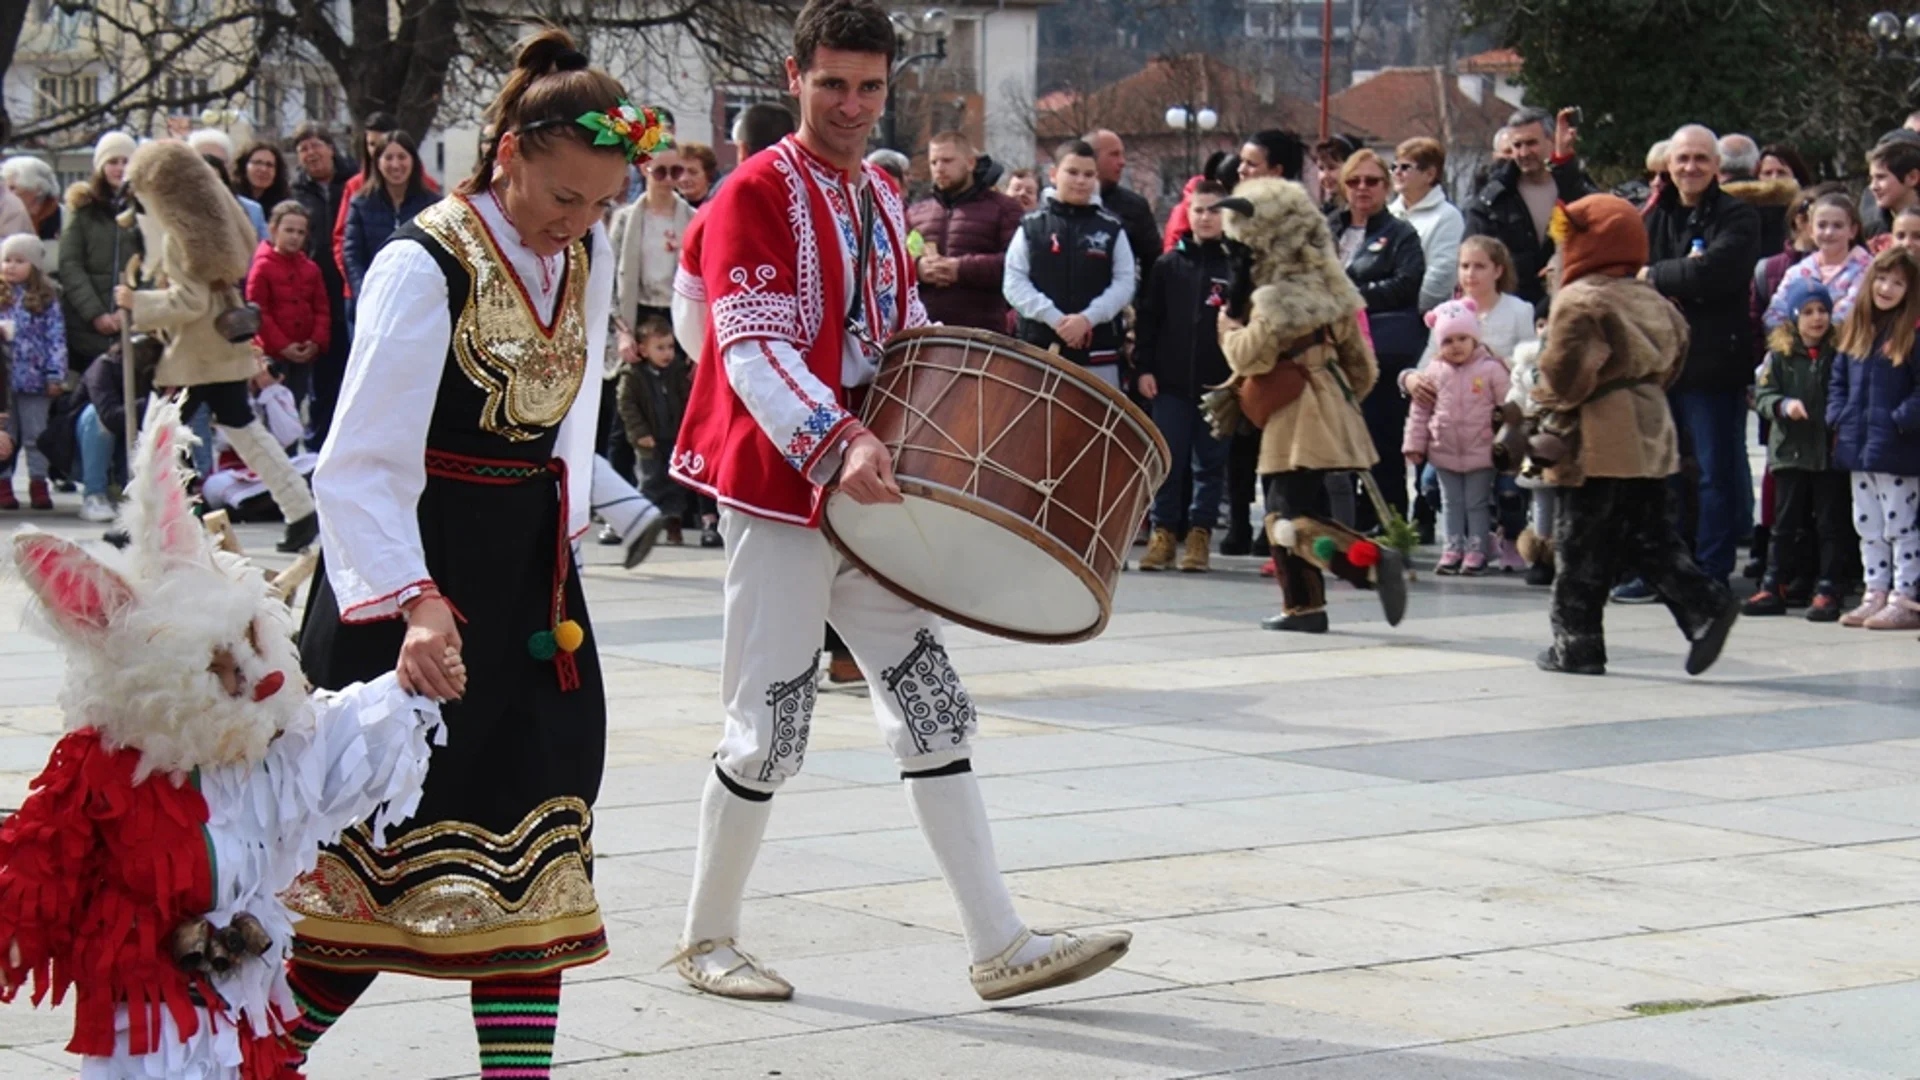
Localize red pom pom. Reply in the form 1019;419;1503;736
1348;539;1381;568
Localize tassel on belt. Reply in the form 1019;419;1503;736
424;449;584;693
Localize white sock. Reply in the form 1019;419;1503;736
590;454;659;540
683;769;772;966
904;770;1051;965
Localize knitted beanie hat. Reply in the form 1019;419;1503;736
1423;297;1482;344
1782;276;1834;317
1550;194;1649;285
1;233;47;274
93;131;137;173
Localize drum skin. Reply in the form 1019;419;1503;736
824;326;1170;643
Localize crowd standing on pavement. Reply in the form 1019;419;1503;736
0;63;1914;657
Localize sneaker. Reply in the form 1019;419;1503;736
1863;599;1920;631
1741;587;1786;616
52;479;75;494
1611;579;1658;604
1805;594;1843;623
1497;536;1528;573
1261;610;1329;633
1461;546;1488;576
1251;530;1270;558
1177;527;1212;573
1435;546;1464;576
1219;526;1252;557
664;522;684;546
597;523;622;546
1841;590;1889;627
1685;596;1741;676
1258;557;1276;578
1537;646;1606;676
700;524;724;548
1524;561;1556;587
1137;527;1176;571
27;479;52;511
79;494;116;523
0;487;16;510
622;505;669;569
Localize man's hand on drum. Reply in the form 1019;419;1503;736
1136;373;1158;399
398;595;467;702
839;430;904;506
1056;313;1094;349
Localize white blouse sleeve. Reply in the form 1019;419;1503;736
555;223;614;542
312;241;450;622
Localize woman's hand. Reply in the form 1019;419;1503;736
1405;370;1438;408
93;312;122;335
1405;452;1424;467
397;596;466;701
1783;398;1809;421
113;285;135;312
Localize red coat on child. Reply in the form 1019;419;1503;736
245;241;331;360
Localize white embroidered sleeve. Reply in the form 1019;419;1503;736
556;224;615;541
723;338;858;478
672;290;708;361
312;241;449;622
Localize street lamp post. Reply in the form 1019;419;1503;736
1163;104;1219;185
883;7;952;153
1870;11;1920;96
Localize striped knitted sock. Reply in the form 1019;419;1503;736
471;973;564;1078
284;962;378;1060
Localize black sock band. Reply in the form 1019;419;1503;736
714;765;773;802
901;758;973;780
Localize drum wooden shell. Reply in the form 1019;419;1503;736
823;326;1170;644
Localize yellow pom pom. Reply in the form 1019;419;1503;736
1548;203;1573;248
553;619;585;653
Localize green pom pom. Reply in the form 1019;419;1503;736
527;630;558;662
1311;535;1338;563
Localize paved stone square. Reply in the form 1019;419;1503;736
3;510;1919;1079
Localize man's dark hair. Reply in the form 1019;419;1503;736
1506;106;1553;136
1871;138;1920;183
363;111;398;133
739;102;797;157
1245;128;1305;179
793;0;896;72
288;122;334;151
1055;138;1096;163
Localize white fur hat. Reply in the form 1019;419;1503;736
186;127;235;163
93;130;137;173
2;233;47;273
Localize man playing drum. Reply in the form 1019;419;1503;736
667;0;1132;1003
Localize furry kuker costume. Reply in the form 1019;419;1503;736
1216;177;1407;632
123;139;318;552
0;398;443;1079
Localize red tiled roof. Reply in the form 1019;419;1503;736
1329;67;1511;151
1460;48;1523;75
1035;54;1323;142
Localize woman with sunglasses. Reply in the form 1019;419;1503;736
612;146;695;368
1330;147;1426;528
1389;137;1464;315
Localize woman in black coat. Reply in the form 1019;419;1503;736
1329;148;1425;524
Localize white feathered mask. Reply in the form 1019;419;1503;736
11;399;305;782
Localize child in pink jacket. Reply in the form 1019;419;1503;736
1404;298;1510;574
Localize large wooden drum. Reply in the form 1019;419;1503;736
824;326;1170;644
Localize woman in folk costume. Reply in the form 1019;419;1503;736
113;142;318;553
0;399;443;1079
1217;177;1409;633
283;31;658;1078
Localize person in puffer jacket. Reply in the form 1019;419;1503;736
905;132;1023;331
1403;298;1509;575
244;200;331;406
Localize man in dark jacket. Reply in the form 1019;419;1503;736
1464;107;1595;304
289;123;351;441
1642;124;1762;584
907;131;1023;331
1135;181;1233;573
1087;129;1160;287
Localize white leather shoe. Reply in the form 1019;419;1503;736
670;938;794;1001
969;928;1133;1002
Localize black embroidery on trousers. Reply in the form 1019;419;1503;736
758;653;820;783
883;628;976;755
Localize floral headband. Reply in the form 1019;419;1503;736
575;102;672;163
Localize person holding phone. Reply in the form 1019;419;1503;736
1464;106;1596;304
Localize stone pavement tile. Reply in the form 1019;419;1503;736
631;837;931;895
1134;784;1585;851
586;854;699;915
1231;1043;1620;1079
1016;756;1405;806
1540;904;1920;998
1303;874;1794;954
602;894;955;975
969;730;1226;774
1268;835;1556;891
974;772;1190;817
1059;802;1357;852
1594;847;1920;914
1004;849;1408;920
1229;947;1741;1042
1768;783;1920;828
300;996;608;1079
0;1049;75;1079
552;975;823;1055
796;877;1112;938
774;812;1208;877
1103;916;1337;984
1111;716;1382;756
1567;751;1914;801
1449;773;1714;813
1381;815;1804;875
0;998;82;1047
1150;902;1511;969
590;802;704;855
1641;800;1920;846
757;783;920;841
1788;740;1920;776
1467;982;1920;1080
348;970;473;1007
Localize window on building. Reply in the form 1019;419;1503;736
304;82;341;125
253;78;283;133
164;75;210;117
35;74;99;119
